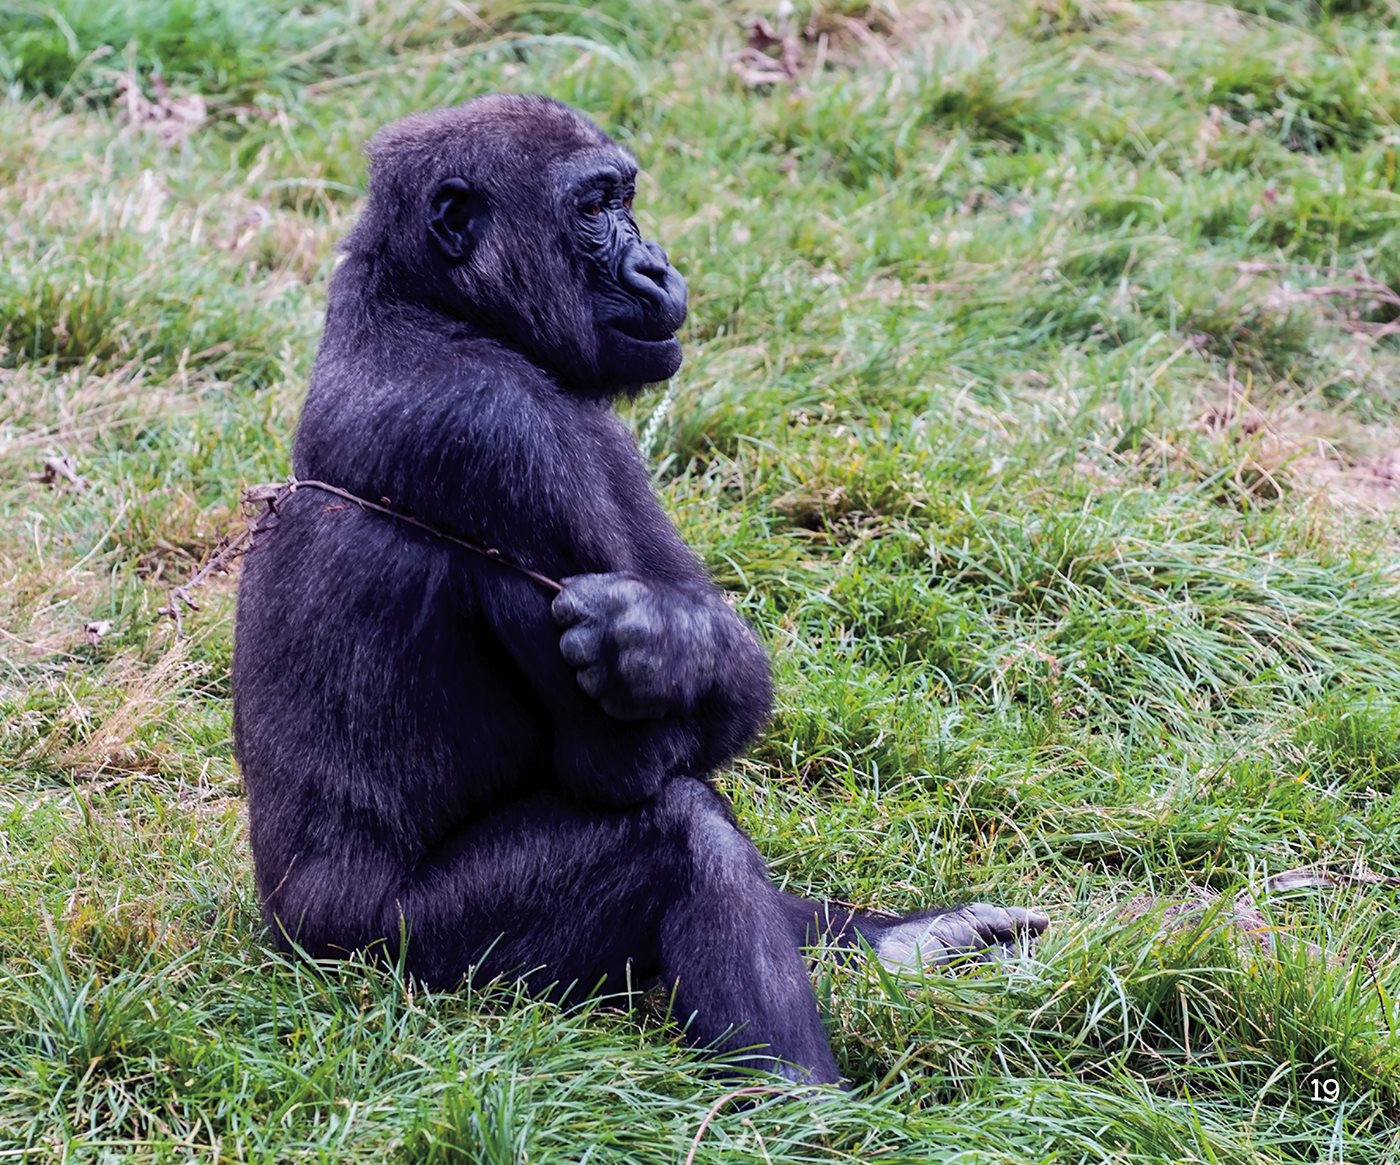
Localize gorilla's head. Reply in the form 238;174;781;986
348;94;688;394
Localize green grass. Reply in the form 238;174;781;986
3;0;1400;1160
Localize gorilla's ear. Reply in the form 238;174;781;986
429;178;488;262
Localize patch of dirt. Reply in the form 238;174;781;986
1199;369;1400;517
732;1;1001;87
1122;866;1399;964
1291;425;1400;517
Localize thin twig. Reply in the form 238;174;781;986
682;1086;804;1165
159;476;562;636
286;478;563;594
1236;260;1400;336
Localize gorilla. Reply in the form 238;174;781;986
232;94;1045;1087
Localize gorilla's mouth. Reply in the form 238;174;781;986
601;318;685;385
609;320;681;346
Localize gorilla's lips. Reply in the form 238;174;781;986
610;317;682;344
614;330;682;375
604;315;684;384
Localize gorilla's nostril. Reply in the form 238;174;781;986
622;246;671;295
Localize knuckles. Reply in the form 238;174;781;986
552;572;711;720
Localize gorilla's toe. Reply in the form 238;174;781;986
874;902;1048;972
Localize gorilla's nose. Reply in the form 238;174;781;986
620;242;674;301
619;240;687;334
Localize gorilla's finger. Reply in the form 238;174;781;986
551;585;589;627
559;624;603;667
558;573;647;618
612;610;658;648
1005;905;1050;934
554;574;619;624
575;665;608;699
617;647;665;698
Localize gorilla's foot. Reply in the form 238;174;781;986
874;904;1048;972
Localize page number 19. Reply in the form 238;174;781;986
1311;1078;1340;1102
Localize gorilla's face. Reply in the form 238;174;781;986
566;156;688;388
418;104;687;396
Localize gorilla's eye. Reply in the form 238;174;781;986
623;195;634;210
583;202;605;217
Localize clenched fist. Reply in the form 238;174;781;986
552;573;721;721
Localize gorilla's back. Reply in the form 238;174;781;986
232;490;548;950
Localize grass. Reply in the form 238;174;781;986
3;0;1400;1160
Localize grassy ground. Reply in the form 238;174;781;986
3;0;1400;1160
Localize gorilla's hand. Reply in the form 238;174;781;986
552;573;719;721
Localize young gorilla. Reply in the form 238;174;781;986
233;94;1046;1086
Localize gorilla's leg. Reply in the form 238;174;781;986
783;896;1048;971
651;780;843;1084
381;779;842;1085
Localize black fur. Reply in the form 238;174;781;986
232;94;1044;1086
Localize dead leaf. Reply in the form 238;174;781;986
732;13;802;88
35;454;87;492
115;71;207;146
1122;866;1399;963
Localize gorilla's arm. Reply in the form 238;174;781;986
483;576;703;808
544;408;774;771
296;350;771;805
481;389;774;795
482;561;773;810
